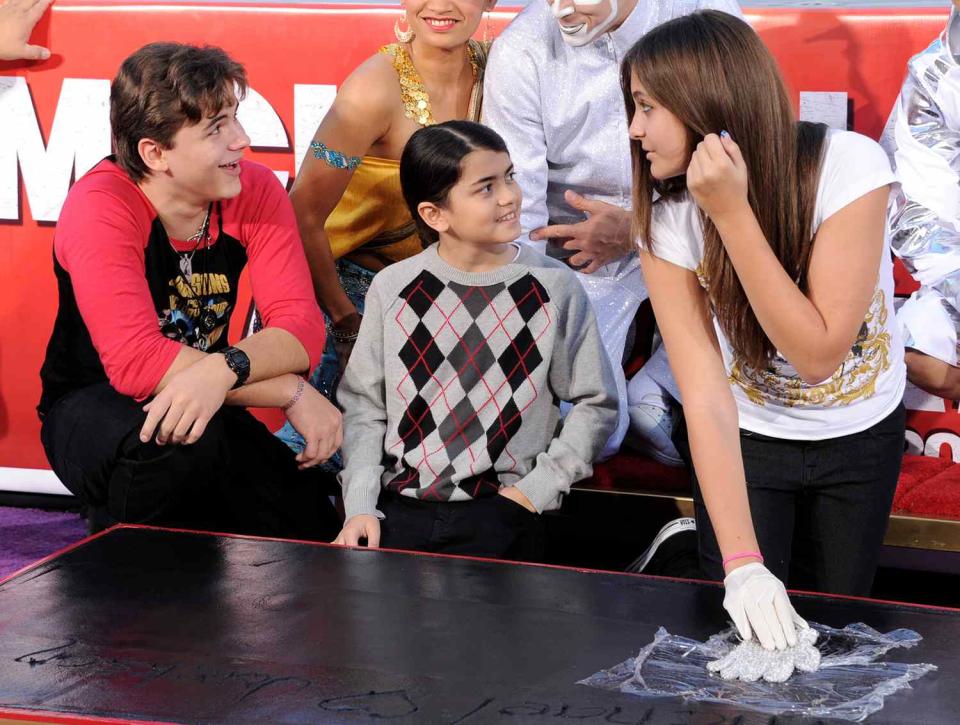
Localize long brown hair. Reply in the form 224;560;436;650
621;11;827;369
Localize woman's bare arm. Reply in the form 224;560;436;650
289;56;397;326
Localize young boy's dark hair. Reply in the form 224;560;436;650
109;42;248;182
399;120;509;245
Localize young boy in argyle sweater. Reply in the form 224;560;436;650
333;121;618;561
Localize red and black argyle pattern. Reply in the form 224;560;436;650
387;270;554;501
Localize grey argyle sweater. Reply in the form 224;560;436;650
337;243;618;521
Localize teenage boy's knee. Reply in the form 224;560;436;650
107;411;231;523
121;407;230;469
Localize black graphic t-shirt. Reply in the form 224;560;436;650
39;159;325;417
148;208;246;354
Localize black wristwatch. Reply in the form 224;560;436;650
219;346;250;389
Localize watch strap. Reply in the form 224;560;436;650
219;346;250;389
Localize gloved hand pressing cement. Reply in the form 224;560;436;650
707;626;821;683
723;562;808;650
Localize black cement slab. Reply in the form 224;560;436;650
0;526;954;724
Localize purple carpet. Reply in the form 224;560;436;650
0;507;88;580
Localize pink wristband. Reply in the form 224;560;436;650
722;551;764;568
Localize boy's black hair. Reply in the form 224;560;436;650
399;120;509;245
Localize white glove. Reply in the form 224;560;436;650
707;626;821;683
723;562;808;650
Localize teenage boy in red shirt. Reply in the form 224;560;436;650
38;42;341;538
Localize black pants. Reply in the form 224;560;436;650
40;382;341;541
680;402;905;596
379;491;545;562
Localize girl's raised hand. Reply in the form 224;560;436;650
687;132;749;222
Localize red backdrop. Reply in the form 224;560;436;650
0;3;954;483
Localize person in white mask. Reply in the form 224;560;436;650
483;0;742;465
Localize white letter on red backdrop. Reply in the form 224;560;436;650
293;84;336;177
0;77;110;222
238;86;290;187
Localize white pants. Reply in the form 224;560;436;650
573;254;679;459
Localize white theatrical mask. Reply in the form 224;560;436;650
550;0;620;46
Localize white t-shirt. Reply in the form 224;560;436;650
650;130;905;440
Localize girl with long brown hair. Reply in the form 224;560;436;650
622;11;905;651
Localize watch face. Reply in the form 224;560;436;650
223;347;250;383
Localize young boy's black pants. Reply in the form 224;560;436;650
378;491;545;562
40;382;341;540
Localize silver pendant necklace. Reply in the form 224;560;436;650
173;205;212;287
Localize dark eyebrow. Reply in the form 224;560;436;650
204;100;238;130
204;113;228;130
472;164;515;186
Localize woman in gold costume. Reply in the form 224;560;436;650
277;0;494;458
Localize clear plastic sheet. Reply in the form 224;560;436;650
578;622;937;722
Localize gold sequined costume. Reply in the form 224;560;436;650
326;41;488;268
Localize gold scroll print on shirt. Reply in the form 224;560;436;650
693;264;892;407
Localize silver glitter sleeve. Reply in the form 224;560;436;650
482;39;550;239
883;13;960;309
885;66;960;289
881;13;960;362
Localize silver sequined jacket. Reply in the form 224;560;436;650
882;10;960;306
482;0;744;250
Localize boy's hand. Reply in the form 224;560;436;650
333;514;381;547
498;486;537;513
283;384;343;469
140;354;235;445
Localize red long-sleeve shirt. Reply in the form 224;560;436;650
41;159;324;407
